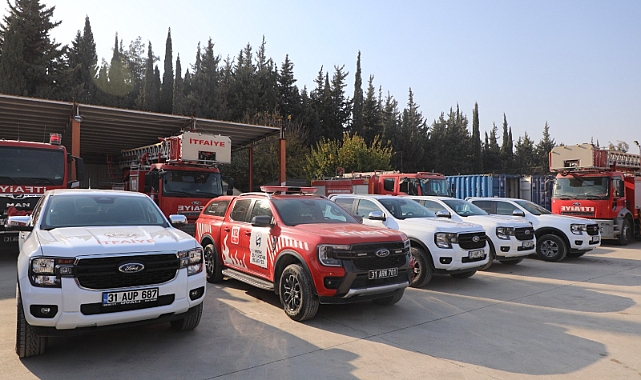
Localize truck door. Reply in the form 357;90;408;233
245;199;274;279
221;199;252;271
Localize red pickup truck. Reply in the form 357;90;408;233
195;186;412;321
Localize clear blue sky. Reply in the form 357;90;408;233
5;0;641;150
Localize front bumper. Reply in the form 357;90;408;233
19;269;205;331
431;245;490;273
493;238;536;258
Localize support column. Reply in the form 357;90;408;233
278;132;286;186
71;117;81;181
248;146;253;192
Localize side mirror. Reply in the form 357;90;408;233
251;215;273;227
6;216;33;231
169;214;188;227
368;211;386;221
512;210;526;217
436;210;451;218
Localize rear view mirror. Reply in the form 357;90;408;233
436;210;451;218
251;215;273;227
169;214;188;227
368;211;386;221
512;210;525;217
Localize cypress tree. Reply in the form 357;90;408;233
278;54;300;121
159;28;173;114
361;75;381;145
68;16;98;103
351;51;364;136
471;102;483;173
172;53;185;114
140;41;157;111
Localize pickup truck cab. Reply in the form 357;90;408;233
408;196;535;269
11;189;205;358
466;197;601;262
329;194;489;287
195;186;411;321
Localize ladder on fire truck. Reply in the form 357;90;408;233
119;140;171;169
608;151;641;170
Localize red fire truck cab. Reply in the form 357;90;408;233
312;171;452;197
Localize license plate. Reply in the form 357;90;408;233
102;288;158;306
3;236;18;242
468;249;485;259
368;268;398;280
591;236;600;243
521;241;535;248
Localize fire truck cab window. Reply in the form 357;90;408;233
162;170;223;196
383;178;395;192
613;177;624;197
0;147;65;186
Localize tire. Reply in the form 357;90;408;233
498;258;524;265
170;303;203;331
279;264;319;321
617;219;631;246
410;246;433;288
372;289;404;306
16;285;47;358
537;234;567;262
566;251;586;258
480;242;496;271
204;243;223;283
450;270;476;279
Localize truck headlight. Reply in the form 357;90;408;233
317;244;349;267
435;233;457;249
178;247;203;275
30;258;74;287
496;227;515;240
570;224;587;235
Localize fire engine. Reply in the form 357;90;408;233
120;131;233;235
0;133;84;248
312;171;452;197
549;143;641;245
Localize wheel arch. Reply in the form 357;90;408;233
535;227;569;248
273;250;313;296
199;233;215;248
408;237;434;264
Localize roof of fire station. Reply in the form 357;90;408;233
0;94;281;164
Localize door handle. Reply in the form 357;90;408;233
223;228;231;232
244;231;252;236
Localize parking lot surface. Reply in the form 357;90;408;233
1;242;640;379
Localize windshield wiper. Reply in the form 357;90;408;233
32;177;55;185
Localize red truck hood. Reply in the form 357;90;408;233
289;223;406;243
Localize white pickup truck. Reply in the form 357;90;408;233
408;196;535;269
330;194;489;287
467;197;601;262
9;189;206;358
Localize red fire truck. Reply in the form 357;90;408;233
549;143;641;245
0;133;84;247
120;131;233;235
311;171;452;197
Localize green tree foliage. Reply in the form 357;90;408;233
429;106;471;175
139;41;159;111
470;102;483;172
305;133;392;180
500;114;514;173
350;51;364;137
278;54;300;120
0;0;65;98
159;28;173;114
514;132;535;173
534;122;555;173
172;53;186;115
67;16;97;103
482;123;501;173
361;75;381;145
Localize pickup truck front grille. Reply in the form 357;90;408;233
514;227;535;241
332;241;409;270
458;232;487;249
352;255;408;270
586;224;599;235
75;254;180;290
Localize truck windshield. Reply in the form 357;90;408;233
162;170;223;197
0;146;65;186
419;178;450;196
379;198;435;219
442;199;488;216
553;176;609;200
272;198;358;226
514;200;552;215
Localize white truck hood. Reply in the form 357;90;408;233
534;213;597;225
34;226;196;258
463;215;532;229
399;217;484;234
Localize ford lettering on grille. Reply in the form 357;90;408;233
118;263;145;273
472;235;480;243
375;248;390;258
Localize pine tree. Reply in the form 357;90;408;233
534;122;556;174
361;75;381;145
482;123;501;173
172;53;185;114
470;102;483;173
159;28;173;114
350;51;364;136
398;88;427;172
122;36;146;109
515;132;535;174
0;0;65;98
500;114;514;173
106;34;131;106
278;54;300;121
140;41;158;111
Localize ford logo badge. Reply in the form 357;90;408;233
375;248;390;258
525;230;531;235
573;202;581;206
119;263;145;273
191;201;201;205
472;236;480;243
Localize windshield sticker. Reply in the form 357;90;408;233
0;186;47;194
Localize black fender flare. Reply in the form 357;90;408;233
273;249;314;296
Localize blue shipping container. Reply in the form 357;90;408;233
447;174;522;200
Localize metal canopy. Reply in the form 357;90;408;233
0;94;281;163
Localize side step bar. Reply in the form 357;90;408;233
222;268;274;291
